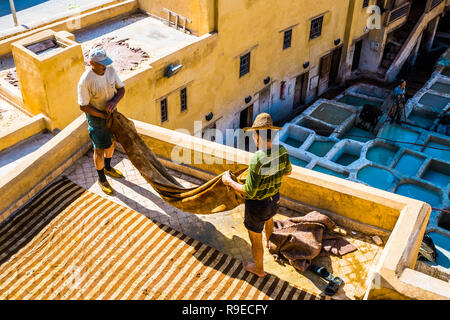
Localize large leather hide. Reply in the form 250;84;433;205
107;112;246;214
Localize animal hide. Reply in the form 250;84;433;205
107;111;246;214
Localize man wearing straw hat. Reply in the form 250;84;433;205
222;113;292;277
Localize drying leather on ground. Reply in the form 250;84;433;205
107;111;246;214
269;211;358;272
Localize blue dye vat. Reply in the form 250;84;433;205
338;95;383;107
396;183;441;207
394;153;424;176
335;153;359;166
418;93;450;113
427;232;450;269
313;166;349;179
407;112;435;129
357;166;396;190
290;157;308;168
366;145;398;166
379;125;420;145
284;137;304;148
422;141;450;161
430;82;450;95
422;169;450;188
307;141;335;157
343;127;373;143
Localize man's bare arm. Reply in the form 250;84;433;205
80;104;108;119
222;171;246;195
106;87;125;114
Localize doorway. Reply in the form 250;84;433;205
317;52;332;96
352;39;363;71
239;104;253;129
329;46;343;85
293;72;309;110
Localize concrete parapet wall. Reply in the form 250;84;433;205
0;115;90;224
0;114;48;152
0;115;442;299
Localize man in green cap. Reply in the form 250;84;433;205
222;113;292;277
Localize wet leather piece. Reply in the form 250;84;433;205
269;211;357;272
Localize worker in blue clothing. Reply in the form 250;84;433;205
389;80;407;124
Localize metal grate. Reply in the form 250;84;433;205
430;0;444;10
180;88;187;112
389;3;410;23
239;52;251;77
310;16;324;40
161;98;168;122
283;29;292;49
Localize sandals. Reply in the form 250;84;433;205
309;264;343;296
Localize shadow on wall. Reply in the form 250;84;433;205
0;0;49;18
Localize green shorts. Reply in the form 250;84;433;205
86;114;113;150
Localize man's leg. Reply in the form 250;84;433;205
243;229;265;277
104;138;115;171
94;148;107;183
103;139;124;178
264;218;274;248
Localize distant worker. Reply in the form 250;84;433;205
78;48;126;195
222;113;292;277
389;79;407;124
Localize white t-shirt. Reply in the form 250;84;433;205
78;66;125;112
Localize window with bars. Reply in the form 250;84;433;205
160;98;168;123
309;16;324;40
239;52;251;77
363;0;370;8
180;88;187;112
283;29;292;50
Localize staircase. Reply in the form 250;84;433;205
379;1;427;74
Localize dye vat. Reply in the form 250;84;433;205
422;161;450;188
430;82;450;95
357;166;396;190
394;153;425;176
307;141;335;157
297;118;334;137
407;111;435;129
310;104;353;126
290;157;309;168
427;232;450;269
334;153;359;166
342;127;373;143
25;38;62;56
284;137;305;148
379;125;420;145
312;165;349;179
422;139;450;161
338;95;383;107
366;144;399;166
418;93;450;113
396;183;441;208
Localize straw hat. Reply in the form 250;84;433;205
243;113;282;131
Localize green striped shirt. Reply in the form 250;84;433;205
243;145;292;200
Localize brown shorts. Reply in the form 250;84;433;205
244;192;280;233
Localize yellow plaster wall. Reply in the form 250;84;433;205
116;0;352;134
138;0;216;36
11;30;86;131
